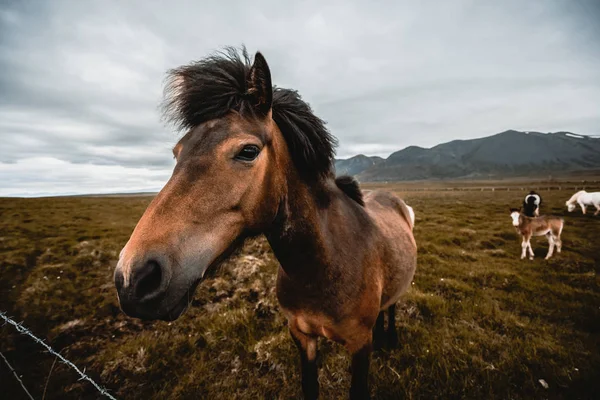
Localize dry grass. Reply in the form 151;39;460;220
1;184;599;399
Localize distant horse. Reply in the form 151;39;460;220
522;190;542;217
113;48;417;399
510;208;563;260
566;190;600;215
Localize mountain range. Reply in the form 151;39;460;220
334;130;600;181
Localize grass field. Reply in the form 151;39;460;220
1;183;599;399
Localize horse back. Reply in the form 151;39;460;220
364;190;415;233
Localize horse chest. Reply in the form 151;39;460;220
276;282;343;323
275;266;358;314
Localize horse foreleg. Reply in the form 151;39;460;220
387;303;398;349
290;325;319;400
580;202;586;214
522;233;534;260
342;320;374;399
349;341;372;400
372;312;385;351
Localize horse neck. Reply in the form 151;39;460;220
518;213;536;227
264;174;334;281
574;190;587;201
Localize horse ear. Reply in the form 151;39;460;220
247;52;272;115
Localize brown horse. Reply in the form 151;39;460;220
114;48;417;399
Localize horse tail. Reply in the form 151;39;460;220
406;205;415;230
558;218;564;236
394;198;415;231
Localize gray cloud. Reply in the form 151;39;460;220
1;0;599;195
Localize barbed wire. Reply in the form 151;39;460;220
0;311;118;400
0;350;35;400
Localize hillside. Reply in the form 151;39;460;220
334;154;384;176
334;130;600;181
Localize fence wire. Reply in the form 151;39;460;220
0;311;118;400
0;350;35;400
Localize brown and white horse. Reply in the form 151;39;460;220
510;208;563;260
113;48;417;399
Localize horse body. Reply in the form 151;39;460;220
269;178;416;397
113;48;416;399
274;188;416;324
566;190;600;215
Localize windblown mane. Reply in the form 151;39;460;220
567;190;586;204
335;176;365;206
162;47;337;180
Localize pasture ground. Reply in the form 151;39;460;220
1;183;599;399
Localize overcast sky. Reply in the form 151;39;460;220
1;1;599;196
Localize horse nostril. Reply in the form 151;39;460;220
134;260;163;300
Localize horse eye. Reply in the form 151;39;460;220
235;145;260;161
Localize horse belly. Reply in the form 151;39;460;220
532;228;551;237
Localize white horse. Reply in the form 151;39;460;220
565;190;600;215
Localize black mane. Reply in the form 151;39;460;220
162;47;337;180
335;176;365;206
